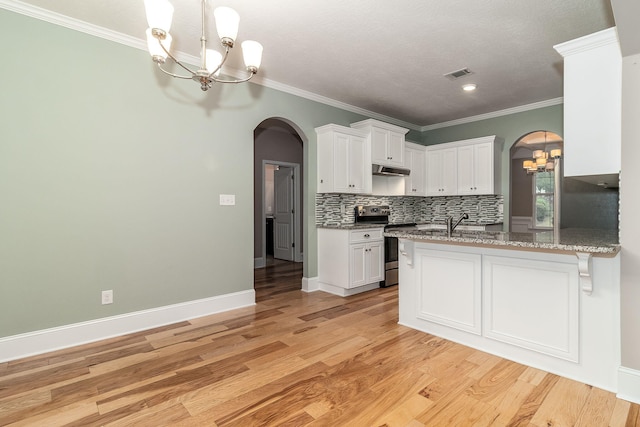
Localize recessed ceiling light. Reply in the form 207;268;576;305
462;83;477;91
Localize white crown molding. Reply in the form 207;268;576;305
554;27;619;57
0;0;146;51
420;97;564;132
0;0;422;132
249;74;421;131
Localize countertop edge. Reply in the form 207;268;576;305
386;231;620;257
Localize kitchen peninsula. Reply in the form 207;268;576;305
389;227;620;392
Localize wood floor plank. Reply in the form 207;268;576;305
529;376;592;426
0;259;636;426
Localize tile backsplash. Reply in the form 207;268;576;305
316;193;503;226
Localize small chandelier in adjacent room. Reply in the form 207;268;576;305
144;0;263;91
522;132;562;173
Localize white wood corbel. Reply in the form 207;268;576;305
398;239;414;266
576;252;593;295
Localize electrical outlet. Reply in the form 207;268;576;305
219;194;235;206
101;290;113;305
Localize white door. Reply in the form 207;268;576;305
273;166;294;261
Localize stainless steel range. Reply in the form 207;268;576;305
354;205;417;287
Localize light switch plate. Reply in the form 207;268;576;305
219;194;236;206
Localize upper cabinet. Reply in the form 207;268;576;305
426;135;503;197
554;28;621;179
350;119;409;168
316;124;371;194
426;146;457;196
404;142;427;196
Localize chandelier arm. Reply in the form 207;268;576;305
158;40;197;77
156;63;194;80
209;72;256;84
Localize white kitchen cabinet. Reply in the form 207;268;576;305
554;28;621;181
318;228;384;296
316;124;371;194
457;140;500;195
425;146;457;196
427;135;503;196
350;119;409;168
404;142;426;196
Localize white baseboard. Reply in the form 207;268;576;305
317;281;381;297
301;276;319;292
618;366;640;404
302;277;381;296
0;290;256;363
254;257;265;268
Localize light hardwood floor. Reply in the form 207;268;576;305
1;260;639;426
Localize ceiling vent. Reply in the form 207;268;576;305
444;68;473;80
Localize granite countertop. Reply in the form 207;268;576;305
384;228;620;256
317;223;386;230
316;221;503;230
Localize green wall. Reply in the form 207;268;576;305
0;8;565;339
0;9;368;337
421;104;564;225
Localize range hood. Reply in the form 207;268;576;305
372;164;411;176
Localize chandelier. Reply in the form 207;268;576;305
144;0;263;91
522;132;562;173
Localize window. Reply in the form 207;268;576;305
534;171;554;228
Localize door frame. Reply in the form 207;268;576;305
260;159;302;266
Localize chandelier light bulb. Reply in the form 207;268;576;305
214;6;240;46
144;0;174;33
205;49;223;76
242;40;263;72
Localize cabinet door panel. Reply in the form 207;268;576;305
349;135;367;193
457;145;475;195
389;132;404;166
473;142;494;194
426;150;443;195
371;128;388;165
412;148;426;195
441;148;458;195
333;133;350;192
367;241;384;283
349;244;367;288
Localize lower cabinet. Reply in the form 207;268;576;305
318;228;384;296
398;240;620;390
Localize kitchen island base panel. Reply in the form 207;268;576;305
399;240;620;393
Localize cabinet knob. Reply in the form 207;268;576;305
364;234;370;238
320;179;324;183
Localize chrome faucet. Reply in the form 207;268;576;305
446;212;469;236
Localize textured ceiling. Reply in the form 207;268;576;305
3;0;616;128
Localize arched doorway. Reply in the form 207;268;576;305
253;118;304;272
509;131;563;232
